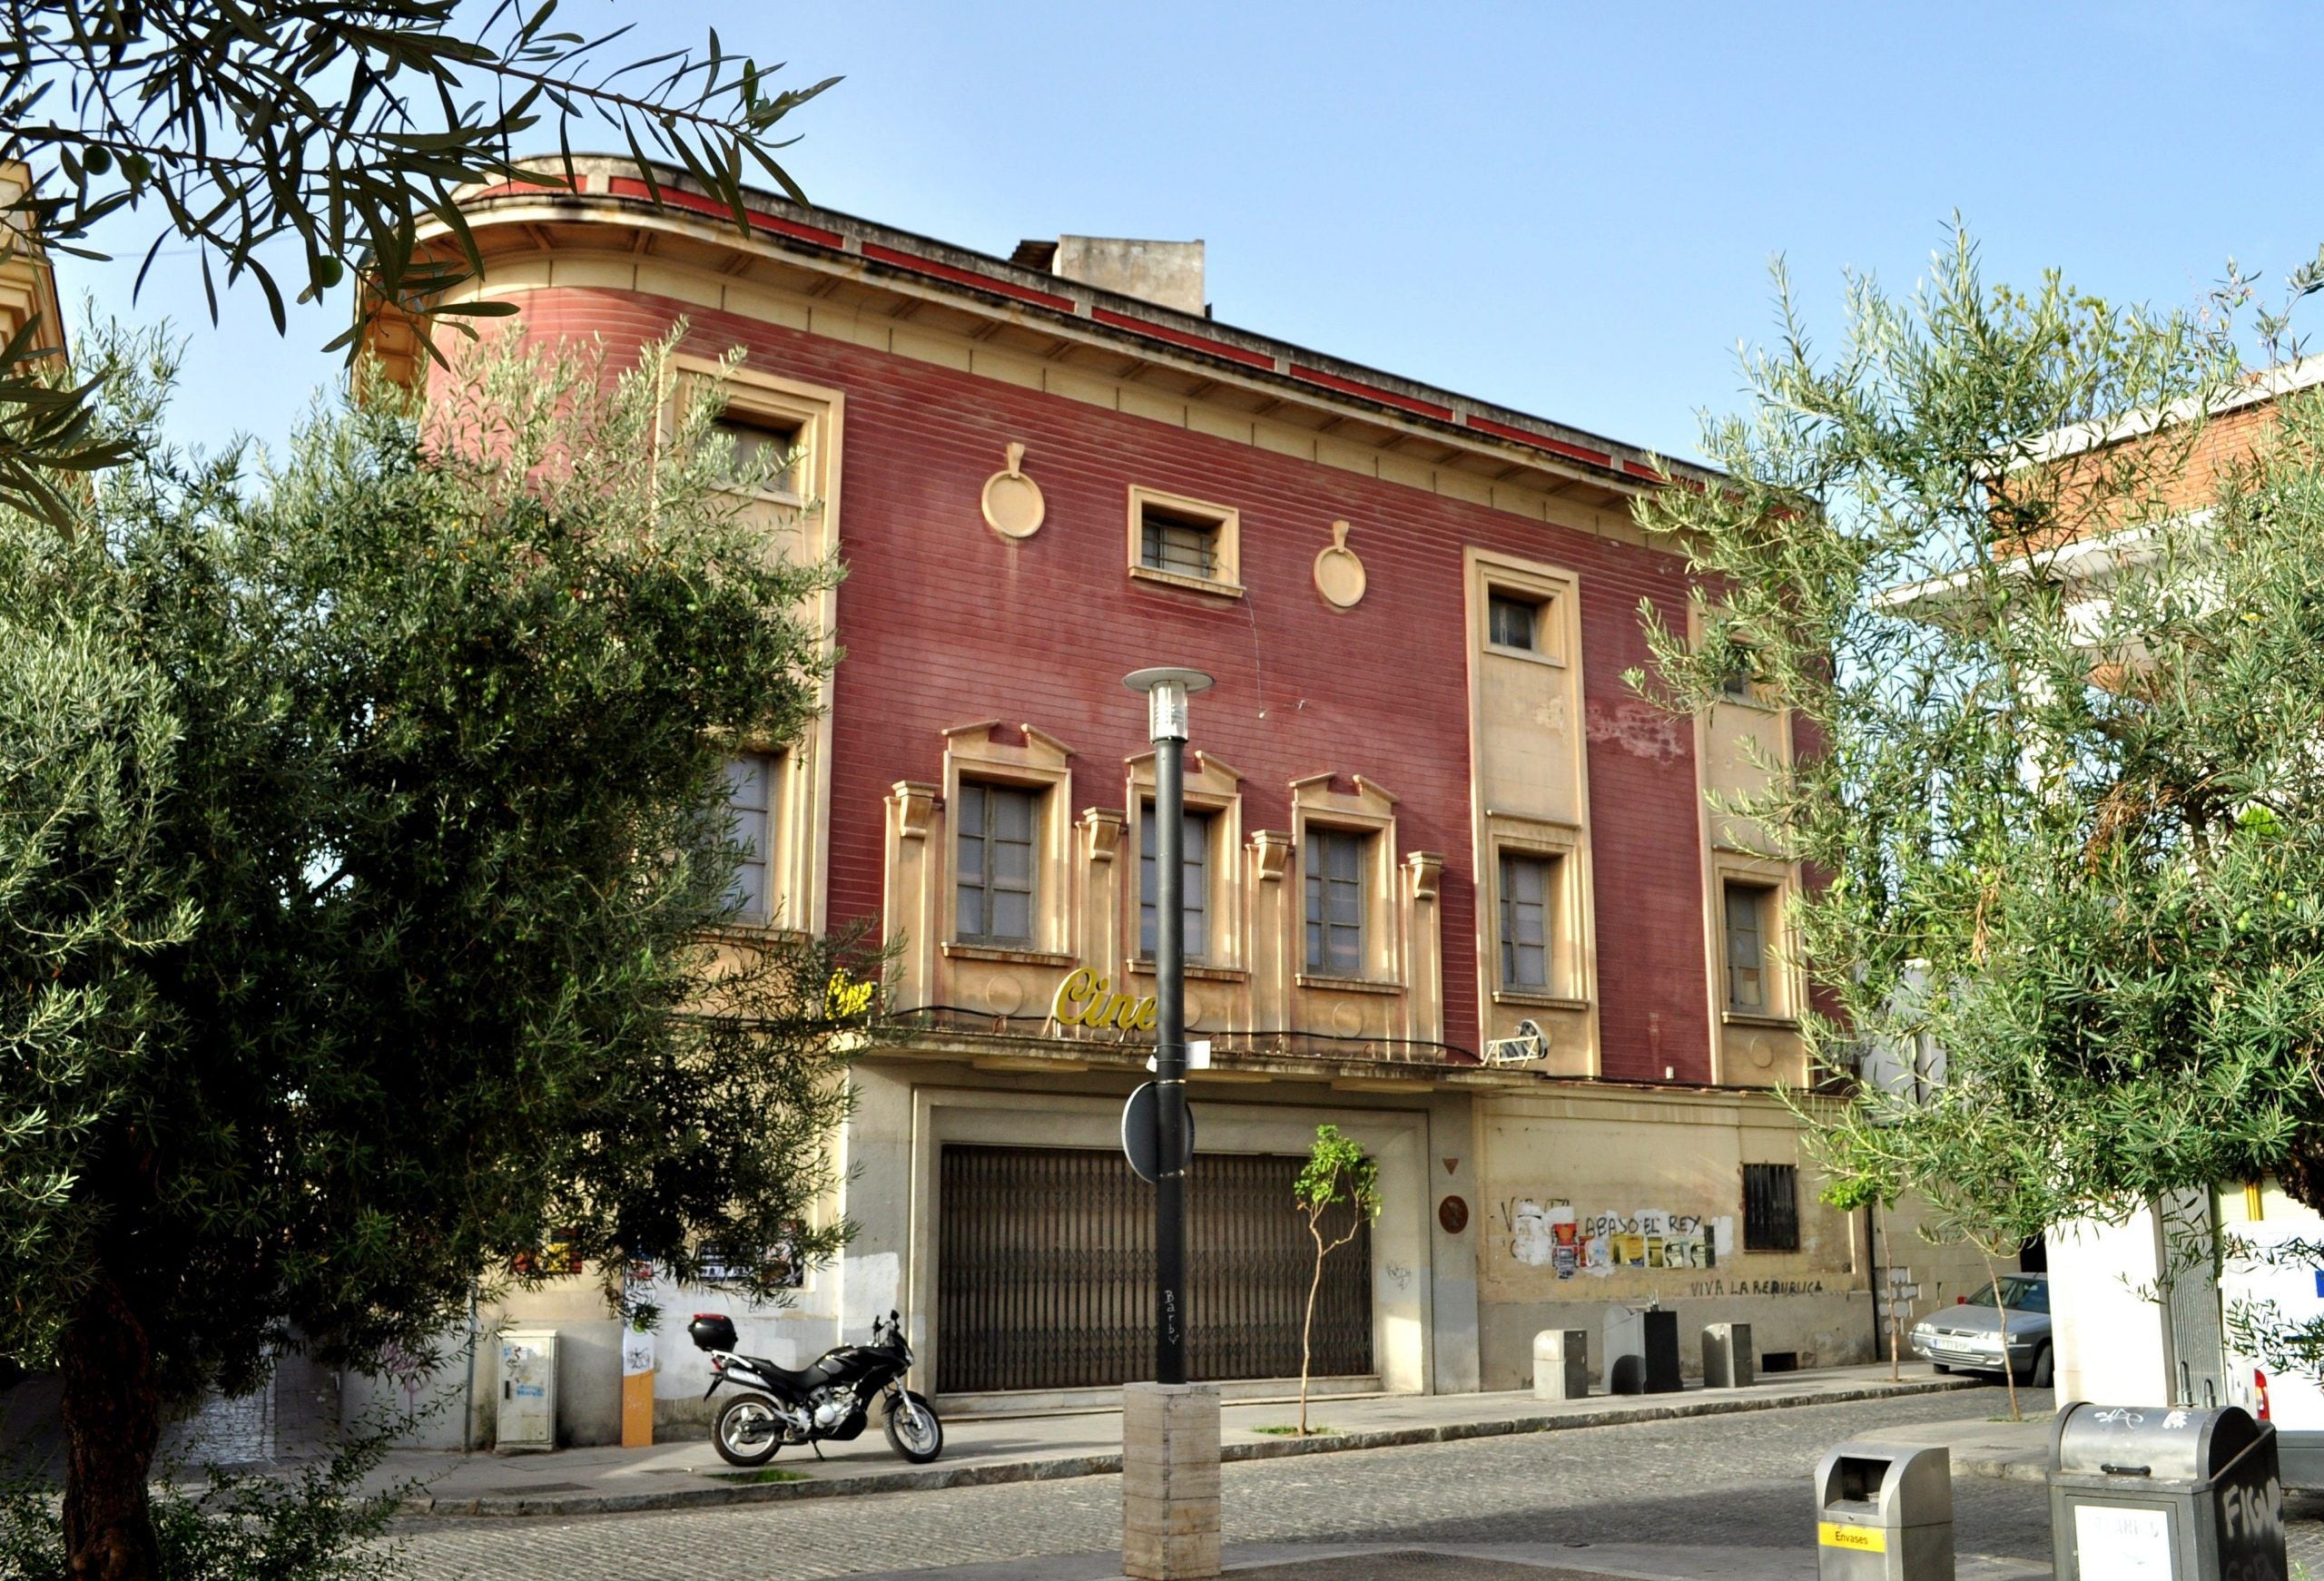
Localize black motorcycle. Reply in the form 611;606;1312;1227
687;1309;944;1468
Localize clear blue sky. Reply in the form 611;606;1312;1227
53;0;2324;463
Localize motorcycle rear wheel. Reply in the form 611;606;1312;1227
713;1392;786;1468
883;1390;943;1464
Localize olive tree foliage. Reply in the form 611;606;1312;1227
0;0;838;523
1633;229;2324;1291
0;323;866;1578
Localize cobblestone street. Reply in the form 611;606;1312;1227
384;1386;2284;1581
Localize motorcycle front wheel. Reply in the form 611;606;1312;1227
883;1390;944;1464
713;1392;786;1468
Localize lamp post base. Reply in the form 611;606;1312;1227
1122;1380;1221;1579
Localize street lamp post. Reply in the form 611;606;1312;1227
1123;666;1212;1386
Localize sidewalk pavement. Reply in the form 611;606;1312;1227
837;1541;2051;1581
382;1362;1986;1517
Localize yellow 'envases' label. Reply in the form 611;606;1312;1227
1817;1522;1887;1553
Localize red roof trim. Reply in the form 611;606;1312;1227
605;178;846;249
860;243;1078;313
1289;364;1455;421
1090;307;1275;370
1462;413;1618;470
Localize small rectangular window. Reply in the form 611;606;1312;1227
1140;505;1219;581
1719;650;1758;702
1139;805;1211;962
1304;828;1366;976
1742;1162;1800;1252
1487;593;1539;651
957;781;1038;945
1499;852;1554;990
714;414;805;498
723;752;781;921
1724;880;1774;1012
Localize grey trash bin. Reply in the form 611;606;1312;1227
2048;1400;2285;1580
1811;1439;1953;1580
1532;1329;1587;1400
1605;1306;1681;1395
1703;1321;1755;1389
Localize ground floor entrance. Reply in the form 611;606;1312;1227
935;1144;1372;1393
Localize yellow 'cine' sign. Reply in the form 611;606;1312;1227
1050;968;1158;1033
1817;1522;1886;1554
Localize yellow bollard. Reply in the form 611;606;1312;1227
620;1328;655;1448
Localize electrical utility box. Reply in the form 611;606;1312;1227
496;1329;558;1452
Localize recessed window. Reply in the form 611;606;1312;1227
1742;1163;1800;1252
1718;647;1759;702
1724;879;1775;1012
1128;487;1241;594
723;752;781;921
1499;851;1555;990
957;781;1038;946
1141;505;1219;580
714;414;805;499
1488;593;1541;652
1304;827;1366;976
1139;805;1212;961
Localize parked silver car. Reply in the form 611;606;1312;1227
1907;1272;2053;1387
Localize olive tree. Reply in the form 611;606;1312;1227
0;327;864;1580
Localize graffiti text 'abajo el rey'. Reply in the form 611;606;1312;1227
1497;1200;1736;1278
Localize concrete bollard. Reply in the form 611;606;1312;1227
1703;1321;1755;1390
1533;1329;1589;1399
1122;1380;1221;1580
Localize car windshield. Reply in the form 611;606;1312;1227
1961;1276;2049;1315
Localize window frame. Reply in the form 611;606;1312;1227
1486;591;1543;655
1139;802;1215;964
720;750;783;926
953;780;1041;948
1304;823;1369;977
1722;877;1777;1016
1497;849;1555;992
711;410;809;506
1127;486;1243;598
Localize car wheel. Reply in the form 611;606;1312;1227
2028;1345;2053;1389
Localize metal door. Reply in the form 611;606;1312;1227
937;1144;1374;1394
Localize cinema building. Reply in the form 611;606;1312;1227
370;160;1961;1439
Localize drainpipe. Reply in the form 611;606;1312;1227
461;1281;479;1453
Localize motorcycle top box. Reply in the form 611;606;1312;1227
687;1312;738;1353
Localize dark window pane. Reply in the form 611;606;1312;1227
1139;805;1211;961
1725;881;1769;1012
1489;594;1538;651
1742;1163;1799;1252
1305;828;1366;975
1141;507;1218;579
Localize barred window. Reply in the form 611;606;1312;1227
1140;505;1219;581
1742;1163;1799;1252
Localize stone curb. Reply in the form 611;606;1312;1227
395;1376;1980;1520
1955;1454;2048;1485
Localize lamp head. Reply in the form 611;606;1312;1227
1123;666;1215;742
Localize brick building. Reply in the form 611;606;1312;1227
373;158;1894;1439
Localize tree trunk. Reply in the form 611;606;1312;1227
1983;1251;2022;1423
1299;1219;1324;1436
1878;1204;1899;1383
59;1272;162;1581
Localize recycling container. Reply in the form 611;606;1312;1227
1533;1329;1588;1400
1813;1439;1954;1579
1704;1321;1756;1389
2047;1400;2284;1579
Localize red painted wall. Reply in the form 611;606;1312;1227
496;286;1715;1080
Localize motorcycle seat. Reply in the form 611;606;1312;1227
734;1353;823;1391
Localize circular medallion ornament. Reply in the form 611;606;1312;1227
1748;1034;1774;1070
980;441;1046;539
983;973;1026;1017
1312;519;1367;609
1439;1195;1470;1235
1330;996;1365;1036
